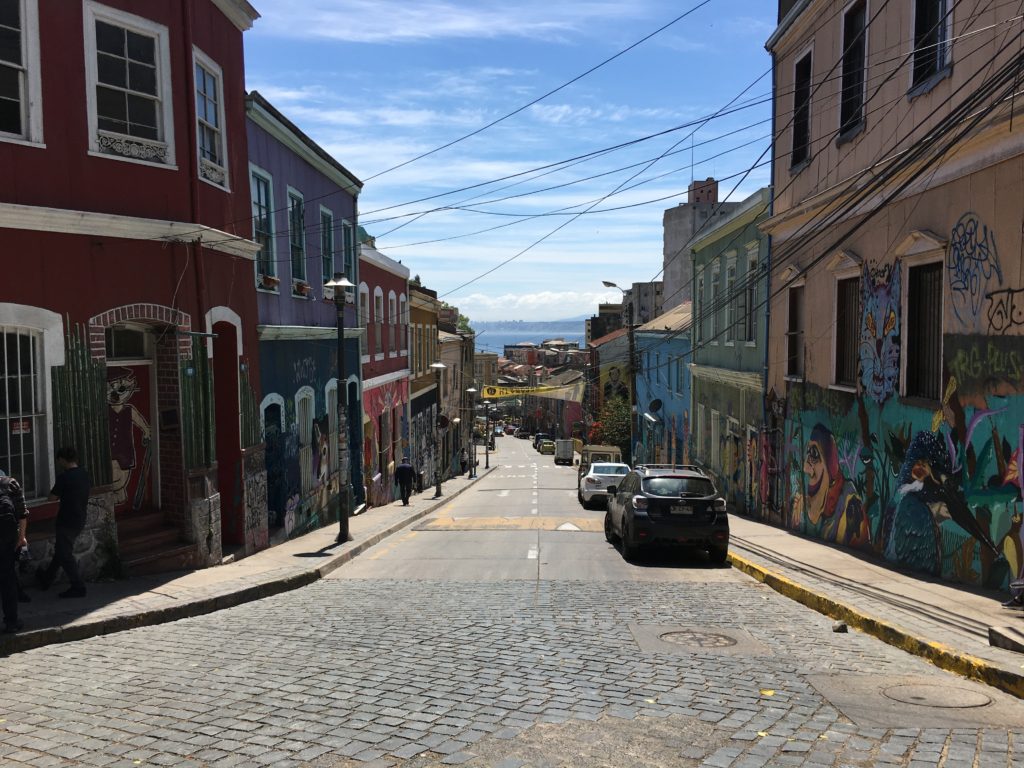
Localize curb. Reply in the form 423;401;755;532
727;551;1024;700
1;467;496;656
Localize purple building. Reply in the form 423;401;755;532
245;91;364;544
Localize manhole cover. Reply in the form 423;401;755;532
882;684;992;709
659;629;738;648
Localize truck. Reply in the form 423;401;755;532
554;439;575;465
577;444;624;484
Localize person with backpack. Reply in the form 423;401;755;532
0;469;28;633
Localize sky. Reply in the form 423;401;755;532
243;0;775;322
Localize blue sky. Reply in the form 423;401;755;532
244;0;775;321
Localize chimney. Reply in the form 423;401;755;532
687;177;718;205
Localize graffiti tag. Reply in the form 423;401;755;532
292;357;317;385
985;286;1024;333
948;341;1023;387
947;213;1003;328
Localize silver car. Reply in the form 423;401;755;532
578;462;630;509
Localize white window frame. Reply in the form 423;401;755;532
745;245;759;346
910;0;952;91
710;263;721;344
695;402;705;462
785;279;806;381
249;163;276;285
358;282;370;363
831;265;861;392
295;386;315;495
373;287;385;361
711;408;721;471
287;186;306;285
838;0;868;137
695;268;705;344
0;0;43;147
83;1;176;167
259;393;285;436
340;219;356;284
725;254;737;345
900;251;944;401
192;46;228;190
319;205;335;287
791;45;813;169
387;290;398;358
325;379;339;472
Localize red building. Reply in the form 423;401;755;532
358;240;410;506
0;0;263;575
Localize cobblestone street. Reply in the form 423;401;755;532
1;575;1022;767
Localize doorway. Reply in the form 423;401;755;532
213;322;241;546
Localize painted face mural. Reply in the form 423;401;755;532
859;261;901;403
795;423;870;548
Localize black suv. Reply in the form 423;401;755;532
604;465;729;563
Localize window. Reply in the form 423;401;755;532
725;259;737;343
399;295;408;351
105;326;149;360
696;271;704;343
296;388;314;494
905;262;942;400
696;403;705;460
791;50;812;167
250;169;274;279
326;380;339;472
840;1;867;135
341;220;355;284
288;190;305;283
745;253;758;342
710;265;721;342
676;358;685;394
0;0;41;142
194;49;226;187
834;276;860;387
388;292;397;355
374;290;384;355
0;327;45;498
711;409;721;470
320;207;334;284
358;284;369;327
913;0;950;88
787;285;805;377
85;2;173;163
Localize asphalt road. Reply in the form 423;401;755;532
1;436;1022;767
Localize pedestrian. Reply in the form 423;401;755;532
395;457;415;506
37;447;91;599
0;469;28;633
459;448;468;475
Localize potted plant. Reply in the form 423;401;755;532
260;274;280;289
294;281;310;297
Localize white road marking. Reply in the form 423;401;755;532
498;490;509;498
556;522;581;531
531;507;538;515
527;547;539;559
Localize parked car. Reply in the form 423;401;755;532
554;439;575;465
493;426;504;437
533;432;552;450
578;462;630;508
605;465;729;564
577;444;624;484
538;439;556;455
516;429;531;439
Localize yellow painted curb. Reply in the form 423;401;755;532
727;552;1024;700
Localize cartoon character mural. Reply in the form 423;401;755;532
600;364;630;402
107;366;152;511
859;261;901;403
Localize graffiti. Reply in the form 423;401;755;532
107;366;153;510
985;286;1024;333
243;448;268;554
947;213;1003;328
859;261;901;403
292;356;318;385
947;336;1024;391
789;381;855;417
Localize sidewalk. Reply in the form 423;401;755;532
727;514;1024;699
1;468;493;656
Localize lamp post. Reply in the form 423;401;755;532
430;361;446;498
325;274;355;544
602;280;637;461
466;387;478;477
482;399;491;469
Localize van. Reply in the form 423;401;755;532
578;444;624;484
554;439;575;465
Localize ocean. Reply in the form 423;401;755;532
474;330;587;355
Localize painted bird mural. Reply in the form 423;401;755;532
886;431;1003;580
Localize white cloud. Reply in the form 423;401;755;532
450;290;625;321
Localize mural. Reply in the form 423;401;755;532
600;363;630;402
859;261;901;403
107;366;152;511
363;378;409;507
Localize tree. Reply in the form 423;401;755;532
590;397;632;462
457;314;474;334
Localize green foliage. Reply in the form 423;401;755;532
458;314;474;334
592;397;632;461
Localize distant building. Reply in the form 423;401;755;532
635;303;693;466
474;352;498;385
585;304;623;345
621;281;664;325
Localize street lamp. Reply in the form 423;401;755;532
602;280;637;462
466;387;478;478
482;399;491;469
325;274;355;544
430;361;447;498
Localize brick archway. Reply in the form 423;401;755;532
88;303;192;360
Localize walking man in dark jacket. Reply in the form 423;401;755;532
0;470;28;633
37;447;91;598
395;457;415;506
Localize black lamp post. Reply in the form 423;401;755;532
430;361;446;498
466;387;478;478
482;399;491;469
325;274;355;544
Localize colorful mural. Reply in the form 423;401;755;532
859;261;901;403
600;363;631;403
107;365;153;512
363;378;409;507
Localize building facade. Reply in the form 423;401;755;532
635;304;692;468
0;0;263;575
408;284;439;491
474;352;498;385
358;241;410;507
247;91;363;543
690;189;770;514
761;0;1024;590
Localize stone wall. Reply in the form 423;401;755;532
25;491;119;583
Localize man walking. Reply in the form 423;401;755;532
37;447;90;599
0;470;28;633
395;457;415;506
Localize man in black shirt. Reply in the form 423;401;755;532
395;457;415;506
0;470;28;633
38;447;91;598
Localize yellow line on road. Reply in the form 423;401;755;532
416;516;602;532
